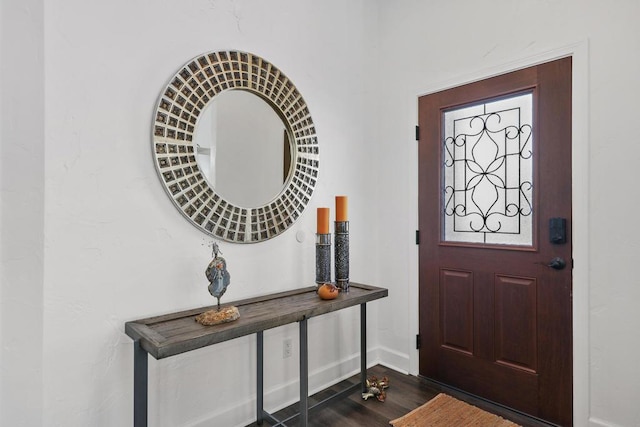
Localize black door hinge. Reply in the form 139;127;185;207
415;230;420;245
415;125;420;141
416;334;421;350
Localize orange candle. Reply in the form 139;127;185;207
317;207;330;234
335;196;348;222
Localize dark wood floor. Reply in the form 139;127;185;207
245;364;556;427
246;365;439;427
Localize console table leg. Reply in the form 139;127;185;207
134;340;148;427
360;303;367;392
256;331;264;425
300;317;309;427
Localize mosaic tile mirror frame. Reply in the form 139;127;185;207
152;51;319;243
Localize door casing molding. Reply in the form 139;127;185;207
407;40;590;426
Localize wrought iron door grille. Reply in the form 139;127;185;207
442;93;533;246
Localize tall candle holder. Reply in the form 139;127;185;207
334;221;349;292
315;233;331;286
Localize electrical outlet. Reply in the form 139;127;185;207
283;338;292;359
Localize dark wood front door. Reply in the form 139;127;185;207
418;58;572;426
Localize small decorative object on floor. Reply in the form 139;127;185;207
317;283;339;300
334;196;350;292
196;241;239;326
362;375;389;402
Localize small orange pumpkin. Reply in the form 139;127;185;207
317;283;339;300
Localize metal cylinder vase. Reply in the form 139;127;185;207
334;221;349;292
315;233;331;285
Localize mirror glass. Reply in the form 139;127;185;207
195;90;292;207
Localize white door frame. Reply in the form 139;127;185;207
408;40;590;426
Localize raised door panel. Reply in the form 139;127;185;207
440;269;474;355
494;275;538;373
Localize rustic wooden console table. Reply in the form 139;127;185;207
125;282;388;427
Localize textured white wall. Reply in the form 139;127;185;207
4;1;638;426
37;1;379;426
374;1;640;427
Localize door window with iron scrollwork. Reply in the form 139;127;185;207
442;92;533;246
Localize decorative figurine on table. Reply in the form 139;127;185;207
195;241;240;326
206;242;231;310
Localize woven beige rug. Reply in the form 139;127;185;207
389;393;520;426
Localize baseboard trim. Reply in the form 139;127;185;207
187;348;381;427
589;417;624;427
377;345;410;374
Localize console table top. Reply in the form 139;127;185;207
125;282;388;359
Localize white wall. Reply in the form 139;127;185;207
16;1;378;426
373;1;640;427
3;1;640;426
0;0;45;426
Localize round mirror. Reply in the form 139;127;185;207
152;51;318;243
194;89;292;208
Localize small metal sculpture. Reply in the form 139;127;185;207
362;376;390;402
195;241;238;326
206;242;231;311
